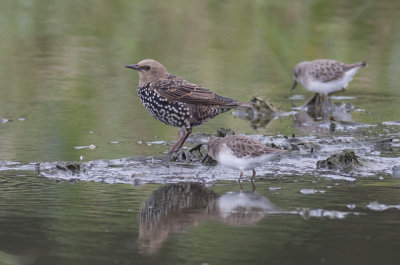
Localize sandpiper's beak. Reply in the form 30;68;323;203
125;64;140;71
291;80;298;92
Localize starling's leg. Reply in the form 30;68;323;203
168;127;192;154
238;171;243;183
178;127;186;138
175;127;192;152
169;128;185;154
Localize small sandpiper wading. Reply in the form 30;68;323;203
207;135;286;183
292;59;367;95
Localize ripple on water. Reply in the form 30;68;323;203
321;174;356;182
300;189;326;194
74;145;96;150
382;121;400;126
347;204;356;210
298;208;360;219
330;96;357;100
0;118;11;123
366;201;400;211
288;95;305;100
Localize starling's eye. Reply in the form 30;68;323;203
142;65;151;71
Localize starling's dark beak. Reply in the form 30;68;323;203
125;64;140;71
291;80;298;92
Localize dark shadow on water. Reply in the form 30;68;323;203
137;183;278;255
232;97;280;129
293;93;362;134
305;94;355;119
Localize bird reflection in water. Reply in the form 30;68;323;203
293;96;359;134
138;183;278;255
215;191;278;226
232;97;279;130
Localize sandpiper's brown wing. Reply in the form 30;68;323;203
310;60;345;83
154;74;239;106
226;136;284;158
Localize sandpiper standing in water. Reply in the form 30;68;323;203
291;59;367;95
207;135;286;182
126;59;252;154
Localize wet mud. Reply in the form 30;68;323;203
1;96;399;184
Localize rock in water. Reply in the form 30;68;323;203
317;150;361;172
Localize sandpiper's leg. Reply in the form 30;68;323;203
238;171;243;183
328;88;345;96
320;94;325;110
305;93;318;108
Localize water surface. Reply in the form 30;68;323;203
1;1;400;264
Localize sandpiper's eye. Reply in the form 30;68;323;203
142;65;151;71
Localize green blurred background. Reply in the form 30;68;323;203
0;0;399;162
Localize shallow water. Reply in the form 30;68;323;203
1;1;400;265
1;174;400;265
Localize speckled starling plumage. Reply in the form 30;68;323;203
292;59;367;95
126;59;251;154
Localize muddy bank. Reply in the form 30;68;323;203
1;112;399;184
1;127;398;184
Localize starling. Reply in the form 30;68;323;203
126;59;251;154
292;59;367;95
207;135;287;182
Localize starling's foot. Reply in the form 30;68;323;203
169;149;191;162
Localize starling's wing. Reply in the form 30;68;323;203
154;74;239;106
310;61;345;83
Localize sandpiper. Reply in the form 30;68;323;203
126;59;252;154
292;59;367;95
207;135;286;182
